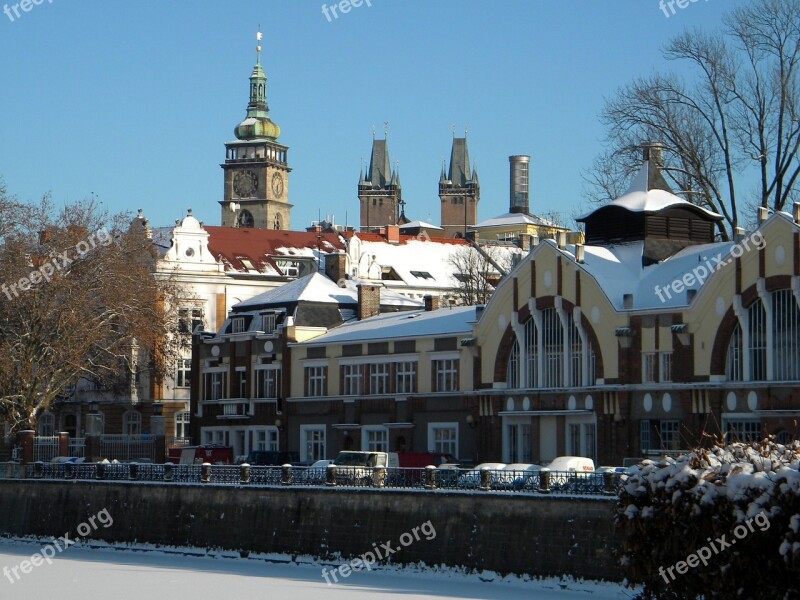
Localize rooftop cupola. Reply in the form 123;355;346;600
234;31;281;141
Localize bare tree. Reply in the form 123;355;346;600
586;0;800;238
0;190;186;435
448;244;514;306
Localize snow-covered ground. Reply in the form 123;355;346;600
0;540;635;599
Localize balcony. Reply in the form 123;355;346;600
214;400;250;420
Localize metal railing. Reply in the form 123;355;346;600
68;438;86;458
100;434;156;463
33;436;59;462
9;463;624;496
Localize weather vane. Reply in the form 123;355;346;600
384;121;389;137
256;27;263;63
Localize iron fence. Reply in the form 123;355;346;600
9;463;624;496
33;436;59;462
100;434;156;463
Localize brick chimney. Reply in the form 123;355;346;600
358;284;381;320
325;252;348;284
386;225;400;244
424;295;439;312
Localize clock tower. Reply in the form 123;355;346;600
220;32;292;230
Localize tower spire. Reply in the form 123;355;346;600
256;29;262;65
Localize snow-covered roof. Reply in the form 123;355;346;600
298;305;476;345
399;220;443;230
474;212;562;229
551;238;738;310
577;161;723;221
352;235;469;286
233;272;423;310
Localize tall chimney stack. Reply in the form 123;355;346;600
509;155;530;215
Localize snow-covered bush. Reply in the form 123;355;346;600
616;439;800;599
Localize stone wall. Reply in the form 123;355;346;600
0;481;622;581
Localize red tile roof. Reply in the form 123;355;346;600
344;231;470;246
205;227;346;274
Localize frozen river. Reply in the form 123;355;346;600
0;541;633;599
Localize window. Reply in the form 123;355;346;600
178;307;204;335
175;411;190;439
261;313;277;334
236;370;248;398
657;420;680;451
642;352;657;383
203;371;228;401
410;270;434;280
433;358;459;392
568;422;596;462
541;308;563;387
343;365;362;396
369;363;389;395
202;429;229;446
524;318;538;388
396;361;417;394
773;290;800;380
749;299;767;381
505;422;531;463
123;411;141;435
428;423;458;456
724;419;761;443
301;426;326;462
569;318;583;387
639;420;651;454
175;358;192;388
38;412;55;437
362;427;388;452
507;340;520;388
660;352;673;383
255;368;280;399
727;290;800;382
254;428;279;451
305;366;327;397
726;323;743;381
230;318;246;334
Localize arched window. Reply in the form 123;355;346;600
542;308;563;387
507;340;519;388
123;411;141;435
237;210;254;228
727;290;800;381
273;213;282;230
506;311;596;390
61;413;78;437
38;412;55;436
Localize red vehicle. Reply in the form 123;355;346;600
396;452;455;468
167;444;234;465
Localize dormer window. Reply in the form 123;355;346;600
231;317;246;334
262;313;277;334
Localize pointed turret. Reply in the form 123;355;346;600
439;132;480;238
358;132;403;230
234;31;281;141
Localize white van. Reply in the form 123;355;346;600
546;456;595;472
332;451;399;484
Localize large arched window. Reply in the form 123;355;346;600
506;309;596;389
727;289;800;381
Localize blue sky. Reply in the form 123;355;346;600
0;0;741;231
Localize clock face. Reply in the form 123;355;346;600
271;172;284;197
233;171;257;197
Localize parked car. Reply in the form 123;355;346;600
242;450;300;466
457;462;506;489
396;452;455;468
298;459;333;484
332;451;398;485
167;445;234;465
498;463;543;490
